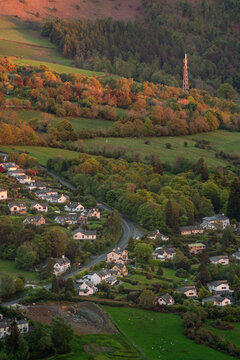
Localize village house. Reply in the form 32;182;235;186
27;181;46;191
64;202;84;212
201;214;230;230
52;256;71;276
147;229;169;241
30;202;48;213
175;286;197;298
210;255;229;266
2;162;18;171
152;247;176;261
188;243;206;255
0;318;29;339
156;293;175;306
180;225;204;236
16;174;32;184
232;250;240;261
35;188;58;200
8;169;25;178
78;281;98;296
107;248;128;264
202;295;231;307
0;189;7;200
207;280;230;294
47;194;69;204
23;215;45;226
83;269;111;285
87;208;101;219
8;202;27;215
111;263;128;277
105;275;118;287
73;228;97;241
55;214;78;225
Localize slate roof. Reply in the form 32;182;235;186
175;286;196;293
73;227;97;235
210;255;228;262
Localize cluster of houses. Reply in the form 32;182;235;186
77;248;128;296
157;279;233;307
0;314;29;339
179;214;230;235
0;161;101;242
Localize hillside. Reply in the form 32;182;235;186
0;0;142;21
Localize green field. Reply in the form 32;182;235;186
206;321;240;348
0;145;80;165
0;109;113;131
50;334;141;360
0;259;39;282
84;130;240;167
104;307;233;360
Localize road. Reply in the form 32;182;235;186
2;160;142;306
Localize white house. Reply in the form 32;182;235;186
107;248;128;264
73;228;97;241
16;175;32;184
3;162;18;171
0;319;29;339
31;202;48;213
210;255;229;266
64;202;84;212
52;256;71;276
152;247;176;261
175;286;197;298
55;214;78;225
83;269;111;285
78;281;98;296
8;169;25;178
156;293;175;306
202;295;231;307
207;280;230;294
47;194;69;203
201;214;230;230
147;229;169;241
0;189;7;200
232;251;240;261
8;202;27;215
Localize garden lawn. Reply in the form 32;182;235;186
83;130;240;168
0;259;39;282
50;334;141;359
0;146;80;166
206;321;240;348
104;307;234;360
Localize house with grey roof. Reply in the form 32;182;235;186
174;286;197;298
23;215;45;226
201;214;230;230
73;228;97;241
202;295;231;307
156;293;175;306
210;255;229;265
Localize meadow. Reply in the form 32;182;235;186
50;334;141;360
0;16;104;76
206;321;240;348
104;307;234;360
0;259;39;282
0;109;113;131
84;130;240;168
0;145;80;165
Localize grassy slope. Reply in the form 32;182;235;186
0;17;104;76
0;109;113;131
0;145;80;165
206;321;240;348
83;130;240;167
50;334;140;360
0;259;39;281
104;307;233;360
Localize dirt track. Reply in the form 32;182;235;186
25;302;116;335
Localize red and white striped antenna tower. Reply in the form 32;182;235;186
183;53;189;90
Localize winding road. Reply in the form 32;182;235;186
1;158;142;306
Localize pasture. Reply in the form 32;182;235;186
0;109;113;131
0;258;39;282
206;321;240;348
0;145;80;165
83;130;240;168
104;307;234;360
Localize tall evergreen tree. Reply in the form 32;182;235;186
227;179;240;221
